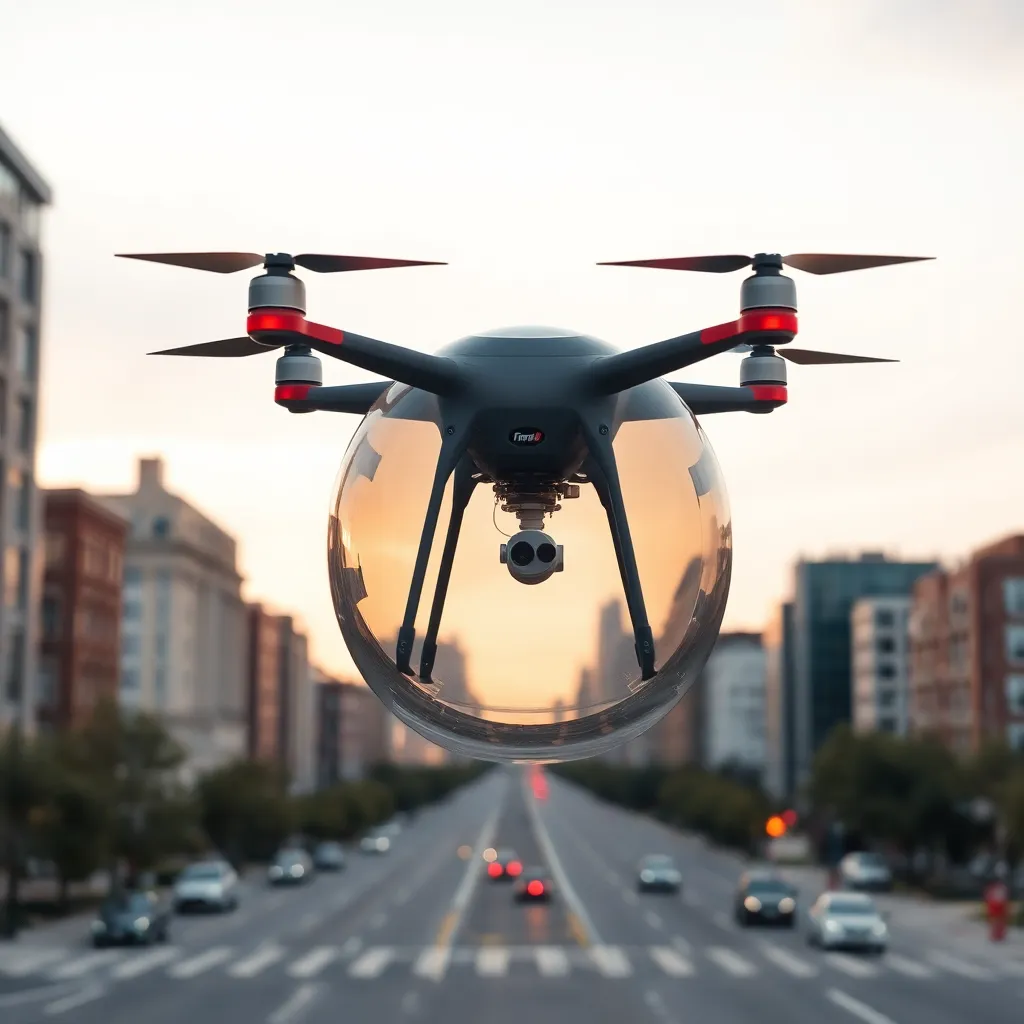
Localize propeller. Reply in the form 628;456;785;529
731;344;897;365
149;337;266;358
598;253;934;275
116;251;446;274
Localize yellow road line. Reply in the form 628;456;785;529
568;912;591;949
433;911;458;949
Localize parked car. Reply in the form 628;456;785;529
313;841;347;871
839;851;894;893
172;860;240;913
92;890;171;946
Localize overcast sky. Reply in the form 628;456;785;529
4;0;1023;684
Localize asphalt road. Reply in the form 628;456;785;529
1;767;1021;1024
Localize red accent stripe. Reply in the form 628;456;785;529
700;309;798;345
248;309;345;346
749;385;788;404
275;384;313;402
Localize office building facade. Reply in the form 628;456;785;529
851;595;913;736
702;632;766;774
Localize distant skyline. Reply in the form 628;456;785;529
6;0;1023;681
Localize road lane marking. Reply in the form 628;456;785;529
644;989;681;1024
926;950;993;980
168;946;234;978
644;911;664;930
707;947;757;976
340;937;362;957
349;947;394;978
475;947;509;977
110;946;180;979
649;946;694;976
761;945;817;978
268;983;322;1024
535;946;570;976
623;889;639;905
229;943;285;978
413;947;451;980
590;945;632;977
527;779;601;947
827;988;898;1024
672;935;692;956
47;951;121;979
288;947;339;978
0;983;77;1009
884;954;934;979
825;954;879;978
0;948;68;976
43;982;107;1016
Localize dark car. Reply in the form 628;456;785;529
486;848;523;881
268;848;314;885
91;891;171;947
514;868;554;903
636;855;682;894
312;841;346;871
734;871;798;927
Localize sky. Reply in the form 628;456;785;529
3;0;1023;693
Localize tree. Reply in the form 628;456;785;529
998;768;1024;865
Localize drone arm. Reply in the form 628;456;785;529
670;382;788;415
588;310;797;395
249;310;463;396
274;382;392;414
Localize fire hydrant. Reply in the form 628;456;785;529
984;880;1009;942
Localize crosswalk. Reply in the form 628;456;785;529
0;941;1019;987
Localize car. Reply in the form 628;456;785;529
514;868;554;903
806;891;889;953
312;840;347;871
92;890;171;947
636;855;682;894
486;848;523;881
172;859;239;913
838;851;893;893
360;830;391;854
268;848;314;885
734;871;798;927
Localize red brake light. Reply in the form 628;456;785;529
527;880;544;896
487;862;503;878
507;861;522;876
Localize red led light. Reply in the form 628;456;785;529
749;385;787;404
247;308;345;346
275;385;312;402
527;880;544;896
507;861;522;876
488;862;503;878
701;309;798;346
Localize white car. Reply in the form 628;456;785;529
360;831;391;854
806;892;888;953
173;860;239;913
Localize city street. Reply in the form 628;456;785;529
1;768;1021;1024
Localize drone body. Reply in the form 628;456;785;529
122;248;932;762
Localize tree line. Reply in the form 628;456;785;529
0;700;487;934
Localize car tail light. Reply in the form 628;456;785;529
507;861;522;876
488;862;503;878
527;880;544;896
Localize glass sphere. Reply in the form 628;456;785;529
327;328;732;763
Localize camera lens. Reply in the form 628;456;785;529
510;541;534;566
536;543;556;564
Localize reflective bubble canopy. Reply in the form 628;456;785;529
328;326;732;763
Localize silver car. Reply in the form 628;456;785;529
173;860;239;913
806;892;888;953
360;830;391;854
839;851;893;892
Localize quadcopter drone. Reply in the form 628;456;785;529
119;248;932;691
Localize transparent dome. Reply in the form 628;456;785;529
327;361;732;763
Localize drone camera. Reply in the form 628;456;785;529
499;530;564;585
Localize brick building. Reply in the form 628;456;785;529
37;489;128;730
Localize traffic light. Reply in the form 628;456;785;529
765;815;787;838
782;808;798;828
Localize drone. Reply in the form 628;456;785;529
118;248;932;692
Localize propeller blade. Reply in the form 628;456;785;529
293;254;447;273
780;347;898;365
148;337;269;358
117;252;264;273
781;254;934;275
598;255;752;273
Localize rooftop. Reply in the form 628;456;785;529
0;122;52;205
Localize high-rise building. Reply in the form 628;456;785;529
790;553;938;791
246;603;282;763
851;595;912;736
37;490;128;731
99;457;248;780
282;620;314;792
315;673;388;786
702;632;766;774
909;535;1024;755
0;123;51;733
763;601;796;799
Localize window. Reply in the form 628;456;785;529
18;250;36;305
876;636;896;655
155;632;168;659
124;565;142;586
123;598;142;622
1007;625;1024;665
41;595;61;640
37;657;59;707
16;323;37;380
122;634;140;657
5;627;25;701
1007;676;1024;716
875;609;895;628
877;662;896;680
1005;578;1024;617
0;164;16;201
0;298;8;355
1009;723;1024;753
19;198;40;242
44;532;66;571
16;474;30;530
878;691;897;708
152;517;170;539
120;667;140;691
154;667;167;707
16;397;32;451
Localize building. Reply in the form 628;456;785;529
282;620;314;793
763;601;796;799
650;680;705;767
0;123;51;732
315;673;390;787
36;490;128;731
100;457;248;780
909;535;1024;755
789;553;938;792
701;632;766;774
246;603;282;763
851;596;912;736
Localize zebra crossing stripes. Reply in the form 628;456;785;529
287;946;340;979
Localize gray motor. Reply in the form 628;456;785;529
499;530;564;585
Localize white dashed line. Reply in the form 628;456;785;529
827;988;898;1024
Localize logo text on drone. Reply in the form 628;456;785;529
509;429;545;446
